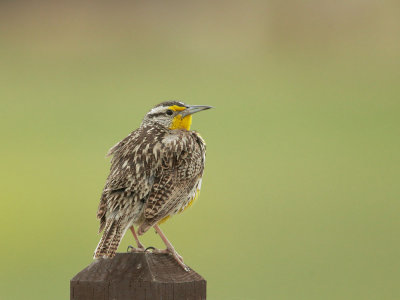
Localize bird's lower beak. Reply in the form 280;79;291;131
180;105;213;118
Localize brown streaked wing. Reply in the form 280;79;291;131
96;125;166;231
142;130;205;227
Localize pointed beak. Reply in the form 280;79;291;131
180;105;213;118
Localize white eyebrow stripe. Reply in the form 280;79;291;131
148;106;166;115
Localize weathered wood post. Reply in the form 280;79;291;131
70;252;206;300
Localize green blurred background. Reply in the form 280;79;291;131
1;1;399;299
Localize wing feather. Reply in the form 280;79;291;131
138;130;206;233
97;126;206;236
97;125;165;231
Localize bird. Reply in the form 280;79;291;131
94;100;212;271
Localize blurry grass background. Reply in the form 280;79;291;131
0;1;399;299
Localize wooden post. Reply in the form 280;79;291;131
70;252;206;300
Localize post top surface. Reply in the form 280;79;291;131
71;252;205;284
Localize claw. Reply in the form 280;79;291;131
127;245;145;253
152;247;189;271
151;225;190;271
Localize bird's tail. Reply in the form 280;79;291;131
94;219;123;259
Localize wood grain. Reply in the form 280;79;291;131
70;252;206;300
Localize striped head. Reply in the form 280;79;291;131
142;101;212;130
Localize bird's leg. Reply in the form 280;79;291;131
127;226;145;252
153;224;190;271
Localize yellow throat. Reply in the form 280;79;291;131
168;105;192;130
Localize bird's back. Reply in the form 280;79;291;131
95;123;206;257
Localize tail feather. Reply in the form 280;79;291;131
94;219;123;258
106;220;123;257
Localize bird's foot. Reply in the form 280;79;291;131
127;245;146;253
152;247;190;271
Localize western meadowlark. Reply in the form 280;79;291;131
94;101;212;271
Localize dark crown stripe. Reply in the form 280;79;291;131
155;101;187;108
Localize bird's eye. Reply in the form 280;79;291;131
166;109;173;116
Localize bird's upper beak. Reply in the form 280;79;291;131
180;105;213;118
